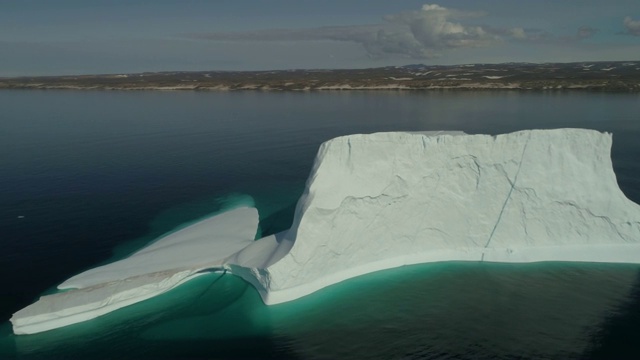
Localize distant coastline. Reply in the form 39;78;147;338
1;61;639;92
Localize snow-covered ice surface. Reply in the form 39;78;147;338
231;129;640;305
12;129;640;335
11;207;259;335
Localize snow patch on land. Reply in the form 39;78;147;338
317;84;410;90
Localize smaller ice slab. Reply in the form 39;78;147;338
60;207;258;289
11;269;199;335
11;206;259;335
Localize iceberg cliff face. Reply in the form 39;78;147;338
231;129;640;304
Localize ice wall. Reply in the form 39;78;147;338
232;129;640;304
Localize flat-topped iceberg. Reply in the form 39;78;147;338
11;128;640;335
230;129;640;304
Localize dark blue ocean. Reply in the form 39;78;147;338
1;90;640;359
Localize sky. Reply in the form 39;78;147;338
1;0;639;76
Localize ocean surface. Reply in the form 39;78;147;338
1;90;639;359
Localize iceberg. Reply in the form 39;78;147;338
229;129;640;305
11;128;640;335
11;207;259;335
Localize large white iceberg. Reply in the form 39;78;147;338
230;129;640;304
11;128;640;335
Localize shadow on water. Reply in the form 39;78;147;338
582;270;640;359
578;125;640;358
243;178;305;238
259;201;297;237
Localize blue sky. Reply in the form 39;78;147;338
1;0;639;76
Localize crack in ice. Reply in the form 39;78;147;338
482;134;531;260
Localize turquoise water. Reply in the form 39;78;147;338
1;90;640;359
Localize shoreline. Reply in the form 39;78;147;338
2;61;639;92
1;84;639;92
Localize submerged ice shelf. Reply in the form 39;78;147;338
11;129;640;335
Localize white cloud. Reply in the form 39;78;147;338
493;25;598;44
421;4;446;12
577;26;598;39
188;4;601;59
509;28;527;40
623;16;640;36
383;3;499;51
